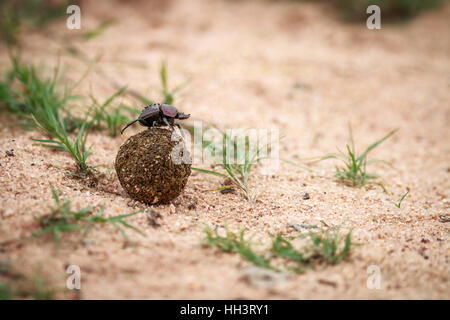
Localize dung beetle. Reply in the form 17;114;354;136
121;103;190;136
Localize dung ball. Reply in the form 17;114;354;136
115;127;191;204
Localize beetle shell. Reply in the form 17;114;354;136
160;104;178;118
140;105;160;120
121;103;189;134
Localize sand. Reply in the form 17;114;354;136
0;0;449;299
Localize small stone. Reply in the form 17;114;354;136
240;266;289;288
82;238;94;246
187;202;197;210
5;149;14;157
317;279;337;288
146;209;162;227
302;192;310;200
289;222;317;231
418;247;428;260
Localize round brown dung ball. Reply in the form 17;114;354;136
115;127;191;204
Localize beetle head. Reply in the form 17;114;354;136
177;112;190;120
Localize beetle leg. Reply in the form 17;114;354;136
174;122;185;139
162;117;175;131
120;119;139;134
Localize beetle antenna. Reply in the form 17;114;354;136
121;119;139;134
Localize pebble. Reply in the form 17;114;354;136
289;222;318;231
82;238;94;246
146;209;162;227
240;266;289;288
302;192;310;200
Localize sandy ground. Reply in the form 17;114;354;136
0;0;449;299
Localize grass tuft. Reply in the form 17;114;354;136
272;225;353;269
190;127;273;201
87;86;138;137
316;126;397;188
32;118;93;174
0;275;54;300
303;225;352;265
0;57;79;130
203;224;354;273
0;57;95;175
0;262;55;300
32;187;145;249
204;227;275;270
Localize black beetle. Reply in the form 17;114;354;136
121;103;190;136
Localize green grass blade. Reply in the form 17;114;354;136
356;129;398;165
